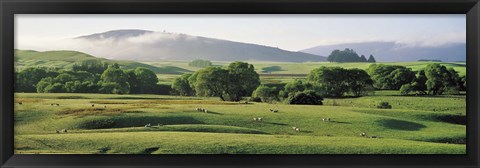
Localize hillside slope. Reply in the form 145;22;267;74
74;29;327;62
14;49;191;74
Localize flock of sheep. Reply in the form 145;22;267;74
195;108;208;113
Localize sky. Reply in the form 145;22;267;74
15;14;466;51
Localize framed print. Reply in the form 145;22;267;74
1;0;479;167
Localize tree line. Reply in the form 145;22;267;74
327;48;376;63
15;60;160;94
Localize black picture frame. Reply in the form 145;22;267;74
1;0;479;167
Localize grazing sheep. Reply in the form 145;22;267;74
370;136;378;139
257;117;262;121
18;102;22;105
269;109;273;112
104;105;107;108
204;109;208;113
273;110;278;113
62;129;67;133
55;130;60;134
244;101;249;104
158;123;164;126
322;118;326;122
253;118;258;121
327;118;331;122
56;104;60;106
51;104;54;106
91;104;95;107
295;127;300;132
145;123;152;127
292;127;297;130
196;108;200;111
360;132;366;137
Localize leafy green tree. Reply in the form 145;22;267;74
278;79;311;99
98;65;130;94
16;68;49;92
226;61;260;101
125;70;139;93
99;82;129;94
189;62;260;101
367;64;415;90
307;67;349;97
134;67;159;94
424;63;460;95
36;77;54;93
399;83;415;95
44;83;65;93
193;67;230;100
347;68;374;97
72;60;109;75
171;73;195;96
252;85;278;103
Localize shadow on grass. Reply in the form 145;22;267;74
77;116;204;129
434;115;466;125
376;119;426;131
266;122;289;126
330;121;352;124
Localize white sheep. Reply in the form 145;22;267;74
273;110;278;113
253;118;258;121
145;123;151;127
360;132;366;137
257;117;262;121
295;127;300;132
204;109;208;113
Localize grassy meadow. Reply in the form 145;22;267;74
15;90;466;154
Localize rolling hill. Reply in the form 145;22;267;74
73;29;327;62
301;41;466;62
14;49;192;74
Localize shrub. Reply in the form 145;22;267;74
286;90;324;105
377;101;392;109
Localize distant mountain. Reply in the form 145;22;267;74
14;49;192;74
301;41;466;62
74;29;327;62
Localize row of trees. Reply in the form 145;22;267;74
15;60;160;94
172;61;260;101
188;59;213;68
327;48;376;63
366;64;465;95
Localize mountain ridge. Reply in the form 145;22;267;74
74;29;327;62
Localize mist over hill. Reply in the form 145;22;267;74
301;41;466;62
73;29;327;62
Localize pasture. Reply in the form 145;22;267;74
14;91;466;154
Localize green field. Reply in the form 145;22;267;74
14;92;466;154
